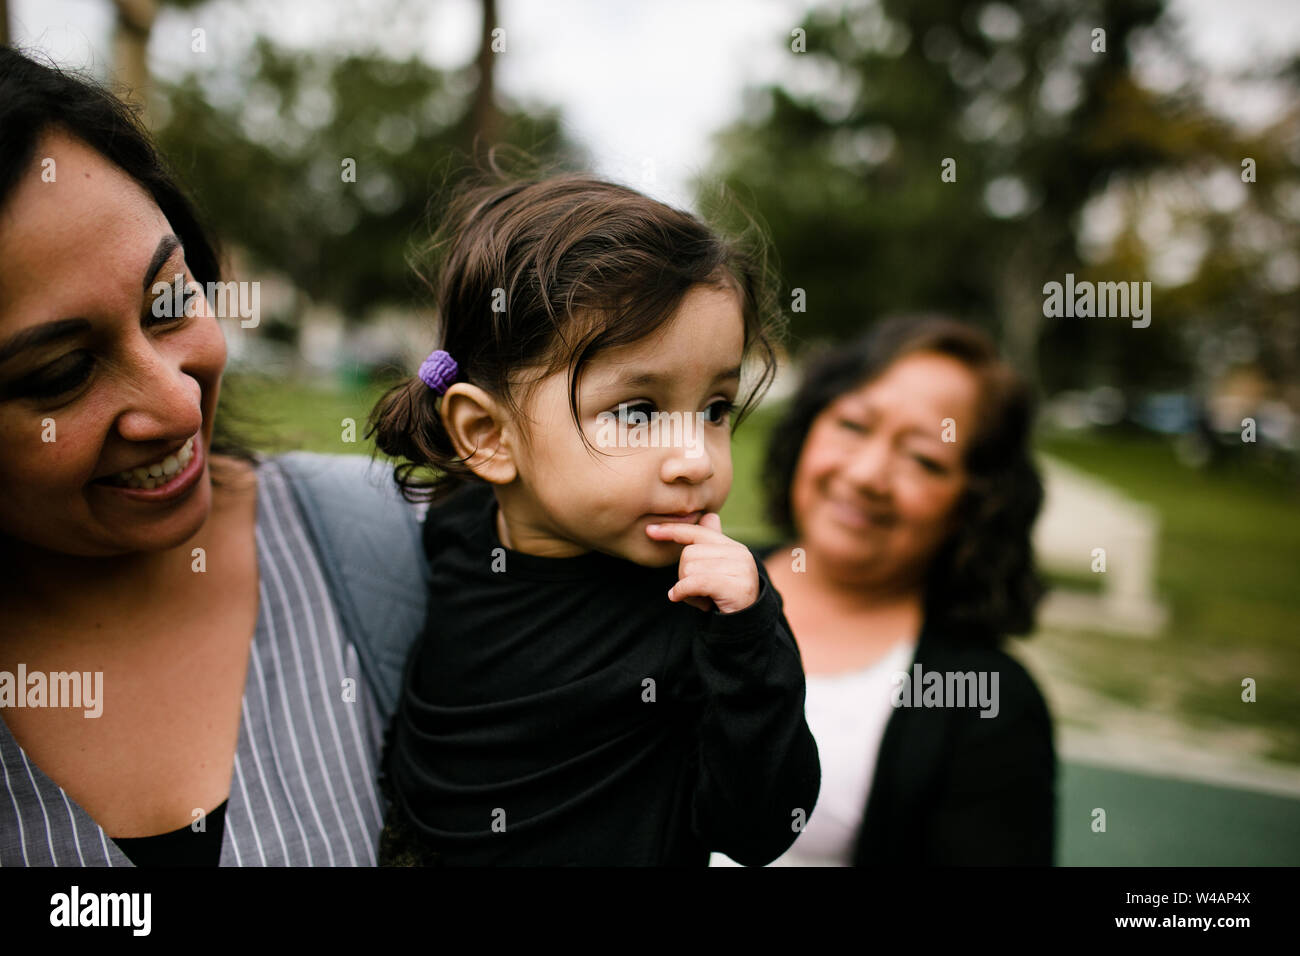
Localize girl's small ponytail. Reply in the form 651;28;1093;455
366;369;473;505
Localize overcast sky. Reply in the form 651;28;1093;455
11;0;1300;209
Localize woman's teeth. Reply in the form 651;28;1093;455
107;438;196;489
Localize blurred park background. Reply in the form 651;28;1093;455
7;0;1298;864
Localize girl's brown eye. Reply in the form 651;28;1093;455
705;399;735;425
619;402;655;420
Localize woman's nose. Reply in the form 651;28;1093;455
841;435;893;494
113;349;204;443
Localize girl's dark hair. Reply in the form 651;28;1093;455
368;155;784;503
0;45;257;470
764;316;1046;644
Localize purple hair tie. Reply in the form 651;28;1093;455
418;349;459;395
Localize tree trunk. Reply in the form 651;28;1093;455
471;0;502;153
998;236;1046;395
110;0;159;123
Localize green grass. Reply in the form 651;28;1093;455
717;403;783;546
223;371;399;456
1036;429;1300;764
1039;431;1300;642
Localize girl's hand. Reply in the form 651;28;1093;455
645;513;759;615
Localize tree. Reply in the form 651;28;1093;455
699;0;1292;395
472;0;503;148
109;0;157;115
108;0;206;122
154;37;581;319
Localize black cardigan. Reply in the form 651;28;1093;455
850;611;1057;865
753;545;1056;866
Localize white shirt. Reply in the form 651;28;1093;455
710;637;918;867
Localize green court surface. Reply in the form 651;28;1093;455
1058;761;1300;866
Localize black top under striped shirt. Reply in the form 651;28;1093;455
112;800;228;866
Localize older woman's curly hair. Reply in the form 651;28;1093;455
763;316;1046;644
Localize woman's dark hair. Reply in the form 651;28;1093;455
368;155;784;503
764;316;1046;643
0;45;257;469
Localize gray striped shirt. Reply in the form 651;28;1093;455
0;457;397;866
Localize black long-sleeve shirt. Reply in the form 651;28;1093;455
383;482;821;866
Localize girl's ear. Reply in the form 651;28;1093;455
440;383;519;484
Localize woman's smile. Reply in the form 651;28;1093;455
826;495;897;531
91;431;206;501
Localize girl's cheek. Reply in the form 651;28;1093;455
714;442;734;490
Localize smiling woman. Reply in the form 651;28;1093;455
0;130;226;553
711;315;1056;867
0;46;427;867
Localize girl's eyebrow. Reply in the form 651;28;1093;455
611;365;742;390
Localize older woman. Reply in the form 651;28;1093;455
716;316;1055;866
0;47;425;866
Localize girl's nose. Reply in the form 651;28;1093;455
660;439;715;485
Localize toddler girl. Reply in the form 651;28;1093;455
369;171;820;865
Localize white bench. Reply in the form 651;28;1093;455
1033;455;1169;637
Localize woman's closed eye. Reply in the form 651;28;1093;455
13;351;96;401
9;274;199;404
147;274;202;326
912;454;947;474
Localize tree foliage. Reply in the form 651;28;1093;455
155;36;581;319
701;0;1299;394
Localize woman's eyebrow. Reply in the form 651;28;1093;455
0;317;92;365
143;234;183;290
0;235;182;366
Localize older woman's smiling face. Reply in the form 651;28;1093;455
789;350;978;591
0;130;226;557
